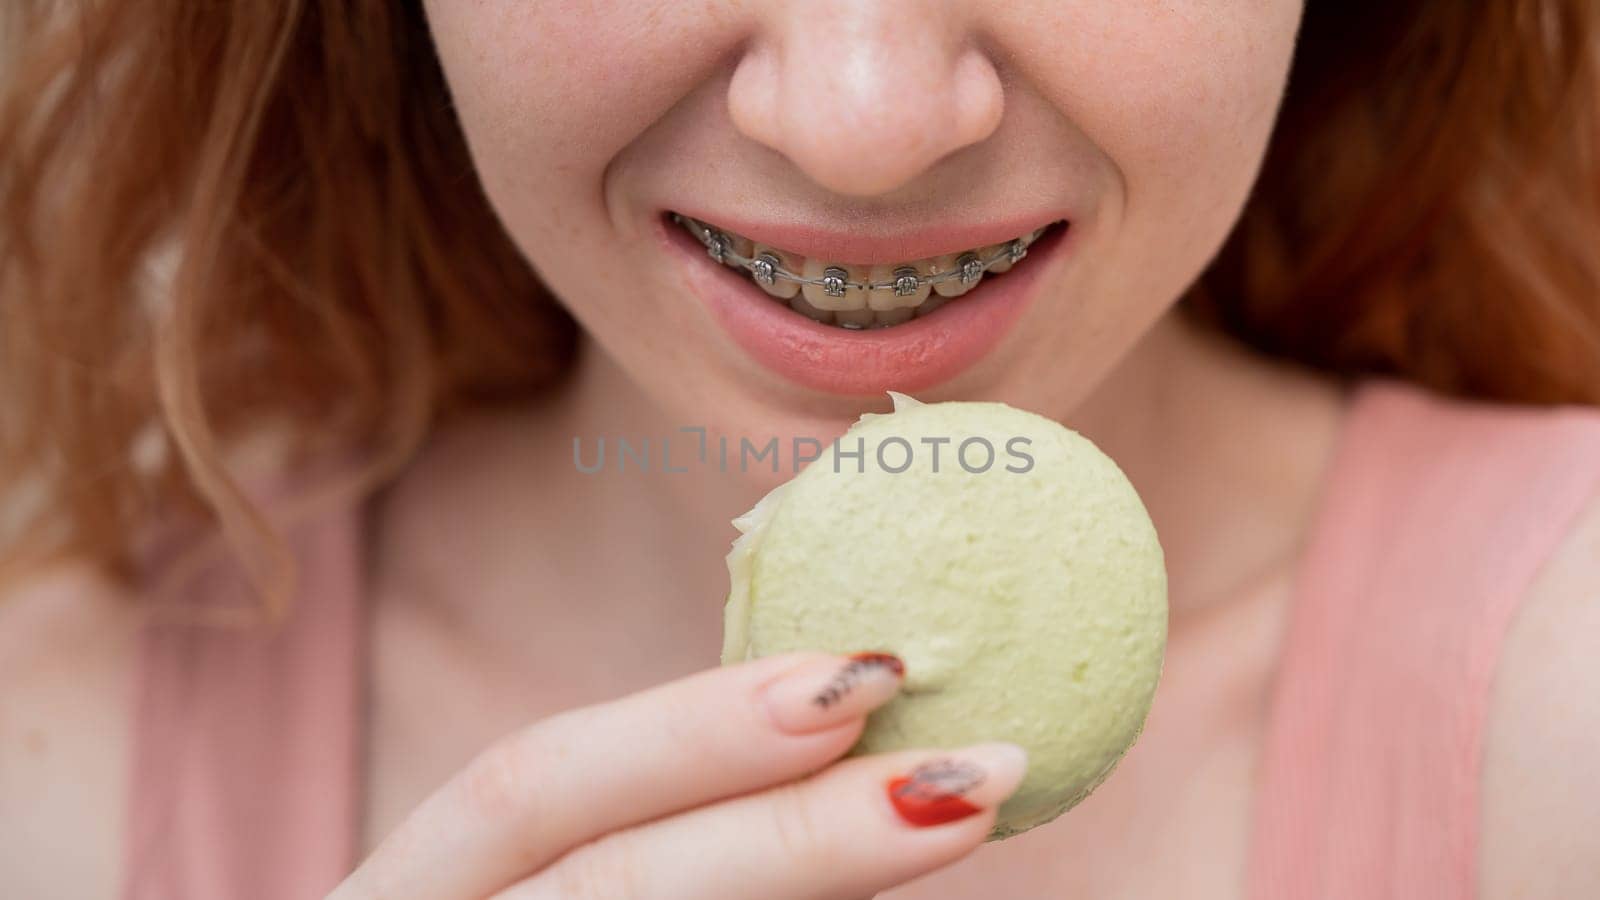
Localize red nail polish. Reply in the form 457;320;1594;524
847;651;905;678
810;652;906;710
885;758;985;827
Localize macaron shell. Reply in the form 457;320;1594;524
723;395;1167;840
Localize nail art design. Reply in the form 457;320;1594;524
811;652;906;709
886;758;987;827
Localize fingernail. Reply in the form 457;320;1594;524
884;742;1028;828
761;652;906;734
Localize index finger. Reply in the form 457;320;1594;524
335;650;907;899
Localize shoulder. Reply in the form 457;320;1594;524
1480;474;1600;899
0;563;139;897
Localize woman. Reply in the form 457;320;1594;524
2;1;1597;898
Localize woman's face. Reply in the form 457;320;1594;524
420;0;1303;444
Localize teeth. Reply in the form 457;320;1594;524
929;252;982;298
867;263;931;310
982;242;1015;274
874;307;915;327
990;239;1030;274
801;258;867;311
678;213;1055;328
834;307;875;328
752;244;802;299
789;293;834;323
914;294;951;318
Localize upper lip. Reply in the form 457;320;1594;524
665;208;1067;265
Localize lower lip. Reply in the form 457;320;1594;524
658;215;1071;396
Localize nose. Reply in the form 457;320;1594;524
727;0;1005;198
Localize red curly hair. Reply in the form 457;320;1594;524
1;0;1597;623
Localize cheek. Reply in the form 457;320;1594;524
1002;0;1301;359
1011;0;1301;225
418;1;743;249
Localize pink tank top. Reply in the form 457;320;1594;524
116;377;1600;900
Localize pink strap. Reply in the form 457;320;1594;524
120;485;368;900
1248;378;1600;899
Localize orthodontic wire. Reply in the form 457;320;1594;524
670;212;1049;297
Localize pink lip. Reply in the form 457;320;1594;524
667;209;1064;265
658;213;1072;397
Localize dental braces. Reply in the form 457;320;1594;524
671;212;1047;298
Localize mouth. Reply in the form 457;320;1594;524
658;208;1072;396
669;212;1065;329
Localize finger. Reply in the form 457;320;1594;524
502;741;1029;900
334;650;907;899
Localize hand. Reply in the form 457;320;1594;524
330;651;1028;899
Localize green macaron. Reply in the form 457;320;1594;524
721;392;1168;841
